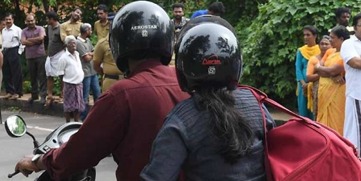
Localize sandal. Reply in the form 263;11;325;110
44;96;54;107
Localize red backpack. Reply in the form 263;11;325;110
240;85;361;181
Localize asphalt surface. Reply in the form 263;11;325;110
0;92;291;181
0;110;117;181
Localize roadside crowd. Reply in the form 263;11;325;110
0;4;120;122
295;7;361;157
0;2;226;123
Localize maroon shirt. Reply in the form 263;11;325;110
21;25;46;59
42;59;190;181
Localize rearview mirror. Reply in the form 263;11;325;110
5;115;27;137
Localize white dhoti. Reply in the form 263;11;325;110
343;96;361;156
45;50;65;77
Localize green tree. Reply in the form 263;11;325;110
0;0;265;95
238;0;361;107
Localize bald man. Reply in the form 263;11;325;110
21;14;47;104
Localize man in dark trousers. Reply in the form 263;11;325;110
2;13;23;100
21;14;47;104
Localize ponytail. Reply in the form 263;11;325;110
193;88;254;164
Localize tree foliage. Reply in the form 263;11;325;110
238;0;361;106
5;0;358;107
0;0;257;33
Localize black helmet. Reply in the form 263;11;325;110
175;20;242;92
110;1;174;73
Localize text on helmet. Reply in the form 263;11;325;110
131;25;158;30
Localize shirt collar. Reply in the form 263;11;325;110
64;49;71;56
350;35;361;42
68;20;82;24
24;26;38;31
77;36;88;43
5;24;16;31
65;49;78;57
172;17;188;25
100;20;110;26
128;59;163;78
52;23;60;29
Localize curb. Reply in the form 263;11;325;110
0;94;94;118
0;98;65;117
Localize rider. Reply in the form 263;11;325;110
141;16;274;180
14;1;189;180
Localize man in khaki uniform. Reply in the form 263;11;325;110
60;8;82;42
93;34;123;92
94;4;110;41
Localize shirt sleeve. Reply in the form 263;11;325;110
42;91;129;180
341;40;359;64
40;26;46;38
18;27;22;42
60;23;67;43
57;55;67;72
191;10;207;19
94;22;98;37
20;29;26;43
76;40;87;58
1;29;3;45
93;40;104;64
90;42;94;52
0;51;3;68
295;50;305;81
140;116;187;181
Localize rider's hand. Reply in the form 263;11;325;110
15;155;42;177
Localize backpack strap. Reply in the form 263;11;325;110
237;85;318;181
239;85;321;127
238;85;302;119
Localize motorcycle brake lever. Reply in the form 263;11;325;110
8;170;20;178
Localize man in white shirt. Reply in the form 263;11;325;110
340;13;361;155
2;13;23;100
58;35;85;122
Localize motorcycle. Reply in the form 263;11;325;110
4;115;96;181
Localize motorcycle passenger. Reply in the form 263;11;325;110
141;17;274;180
14;1;189;180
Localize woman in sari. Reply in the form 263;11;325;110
315;25;349;135
306;35;333;119
295;25;320;119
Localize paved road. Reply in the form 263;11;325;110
0;110;117;181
